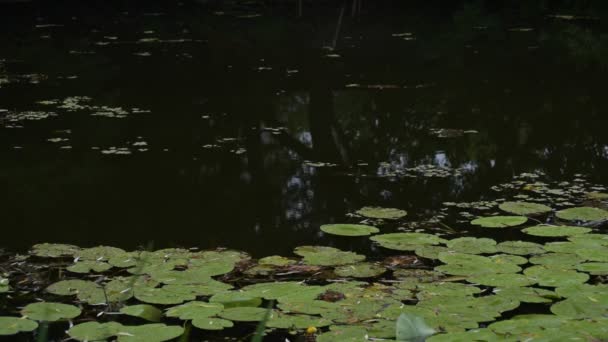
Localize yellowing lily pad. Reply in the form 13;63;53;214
321;224;379;237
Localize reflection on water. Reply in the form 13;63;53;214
0;0;607;256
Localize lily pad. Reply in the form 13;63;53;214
470;216;527;228
116;324;184;342
522;225;591;237
467;273;536;287
294;246;365;266
162;280;233;297
321;224;379;237
494;287;557;303
334;263;386;278
436;253;521;276
0;317;38;336
446;237;497;254
267;313;332;329
529;253;582;267
192;317;233;331
575;245;608;262
498;201;551;216
31;243;80;258
219;307;270;322
120;305;162;322
21;302;81;322
166;301;224;320
523;265;589;287
134;287;195;305
67;261;112;273
258;255;295;266
496;241;545;255
556;206;608;222
356;206;407;220
75;246;127;261
209;291;262;308
550;292;608;319
241;282;319;300
576;262;608;275
371;233;446;251
68;322;123;341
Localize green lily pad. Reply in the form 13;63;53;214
415;282;482;300
258;255;295;266
551;292;608;319
467;273;536;287
523;265;589;287
267;313;332;329
499;201;552;216
68;322;123;341
355;206;407;220
21;302;81;322
488;314;565;335
134;286;196;305
576;262;608;275
496;241;545;255
522;225;591;237
321;224;379;237
393;269;445;284
192;317;233;331
334;263;386;278
529;253;582;267
277;300;339;315
371;233;447;251
166;301;224;320
0;277;9;293
46;279;100;296
209;291;262;308
0;317;38;336
568;233;608;246
31;243;80;258
120;305;162;322
219;307;270;322
470;216;527;228
556;206;608;222
241;282;320;300
67;261;112;274
414;245;449;259
446;237;497;254
575;245;608;262
555;283;608;298
116;324;184;342
318;326;368;342
436;253;521;276
162;281;233;297
489;254;528;265
494;287;557;303
75;246;127;261
427;328;508;342
294;246;365;266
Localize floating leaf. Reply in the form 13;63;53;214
266;313;332;329
551;293;608;319
321;224;379;237
446;237;497;254
68;322;123;341
529;253;582;267
0;317;38;336
162;281;233;297
317;326;368;342
496;241;545;255
586;192;608;200
470;216;527;228
116;324;184;342
371;233;446;251
76;246;127;261
499;201;552;216
556;207;608;221
414;245;449;259
134;287;195;305
120;305;162;322
522;225;591;237
575;245;608;262
165;301;223;320
241;282;320;300
555;283;608;298
258;255;295;266
576;262;608;275
467;273;535;287
355;206;407;220
219;307;270;322
334;263;386;278
192;317;233;331
436;253;521;276
46;279;100;296
67;261;112;274
21;302;81;322
294;246;365;266
523;265;589;287
494;287;557;303
31;243;80;258
209;291;262;308
426;328;503;342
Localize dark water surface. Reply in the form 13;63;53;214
1;0;608;257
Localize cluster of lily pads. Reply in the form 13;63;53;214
37;96;150;119
1;175;607;341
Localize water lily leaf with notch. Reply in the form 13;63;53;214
488;314;565;335
371;233;447;251
576;262;608;275
496;241;545;255
192;317;233;331
68;322;123;341
334;263;386;278
355;206;407;220
446;237;497;254
321;224;379;237
550;292;608;319
529;253;582;267
321;297;402;323
46;279;100;296
258;255;295;266
21;302;81;321
494;287;557;303
522;225;591;237
75;246;127;261
470;216;527;228
498;201;551;216
134;286;196;305
219;307;271;322
149;269;215;285
523;265;589;287
586;192;608;200
162;280;233;297
393;269;445;285
165;301;223;320
78;276;158;304
556;206;608;222
116;324;184;342
31;243;80;258
186;258;236;277
467;273;536;287
575;245;608;262
67;261;112;274
0;317;38;336
294;246;365;266
209;291;262;308
120;305;162;322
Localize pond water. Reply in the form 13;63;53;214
2;1;608;341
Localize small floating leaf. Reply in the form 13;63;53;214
321;224;379;237
0;317;38;336
355;206;407;220
371;233;446;251
446;237;497;254
470;216;527;228
556;206;608;221
496;241;546;255
68;322;123;341
258;255;295;266
334;263;386;278
116;324;184;342
21;302;81;322
522;225;591;237
31;243;80;258
523;265;589;287
120;305;162;322
192;317;233;331
498;201;551;216
166;301;224;320
294;246;365;266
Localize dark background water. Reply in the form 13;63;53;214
1;0;607;257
